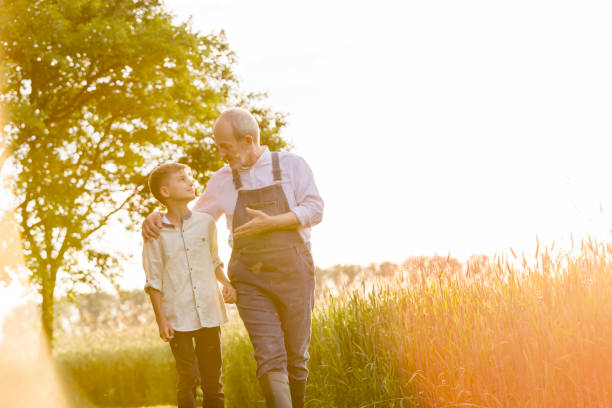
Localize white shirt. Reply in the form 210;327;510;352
194;146;324;247
142;211;228;331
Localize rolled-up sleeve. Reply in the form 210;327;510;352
207;217;224;270
290;155;324;227
142;239;163;293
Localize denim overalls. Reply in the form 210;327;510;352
228;152;316;383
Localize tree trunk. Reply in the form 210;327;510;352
41;276;56;348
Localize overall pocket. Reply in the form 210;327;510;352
238;246;300;276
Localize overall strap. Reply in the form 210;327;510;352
232;167;242;190
272;152;282;182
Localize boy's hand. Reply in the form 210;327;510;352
222;283;237;304
157;318;175;342
143;212;163;241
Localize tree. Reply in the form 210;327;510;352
0;0;288;344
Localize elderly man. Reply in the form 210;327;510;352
143;108;324;408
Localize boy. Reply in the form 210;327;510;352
142;162;237;408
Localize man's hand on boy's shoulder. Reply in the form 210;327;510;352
157;317;175;342
222;283;237;304
143;212;164;241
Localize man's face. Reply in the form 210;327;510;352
160;169;195;202
213;118;251;168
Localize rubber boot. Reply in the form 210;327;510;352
259;371;293;408
289;378;306;408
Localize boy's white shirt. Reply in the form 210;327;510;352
142;211;228;331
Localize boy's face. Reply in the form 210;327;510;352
160;169;195;203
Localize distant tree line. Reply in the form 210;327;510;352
42;255;493;336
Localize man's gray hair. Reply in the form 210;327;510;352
218;108;260;143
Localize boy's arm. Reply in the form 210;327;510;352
142;240;174;341
215;265;237;304
147;289;174;342
207;218;236;303
142;239;163;294
214;264;231;286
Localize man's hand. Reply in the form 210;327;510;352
157;317;175;342
233;207;276;239
143;212;163;241
222;283;237;304
233;208;302;239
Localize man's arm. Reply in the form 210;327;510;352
233;208;301;239
142;212;164;241
233;154;323;239
193;171;223;220
288;154;324;228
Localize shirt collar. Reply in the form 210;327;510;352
161;210;192;228
239;146;271;171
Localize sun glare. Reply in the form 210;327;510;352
0;97;69;408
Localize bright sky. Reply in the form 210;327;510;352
11;0;612;291
155;0;612;267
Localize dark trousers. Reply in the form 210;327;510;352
169;326;224;408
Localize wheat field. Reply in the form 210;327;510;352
56;237;612;407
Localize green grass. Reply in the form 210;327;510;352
57;238;612;407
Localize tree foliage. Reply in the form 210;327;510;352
0;0;287;342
